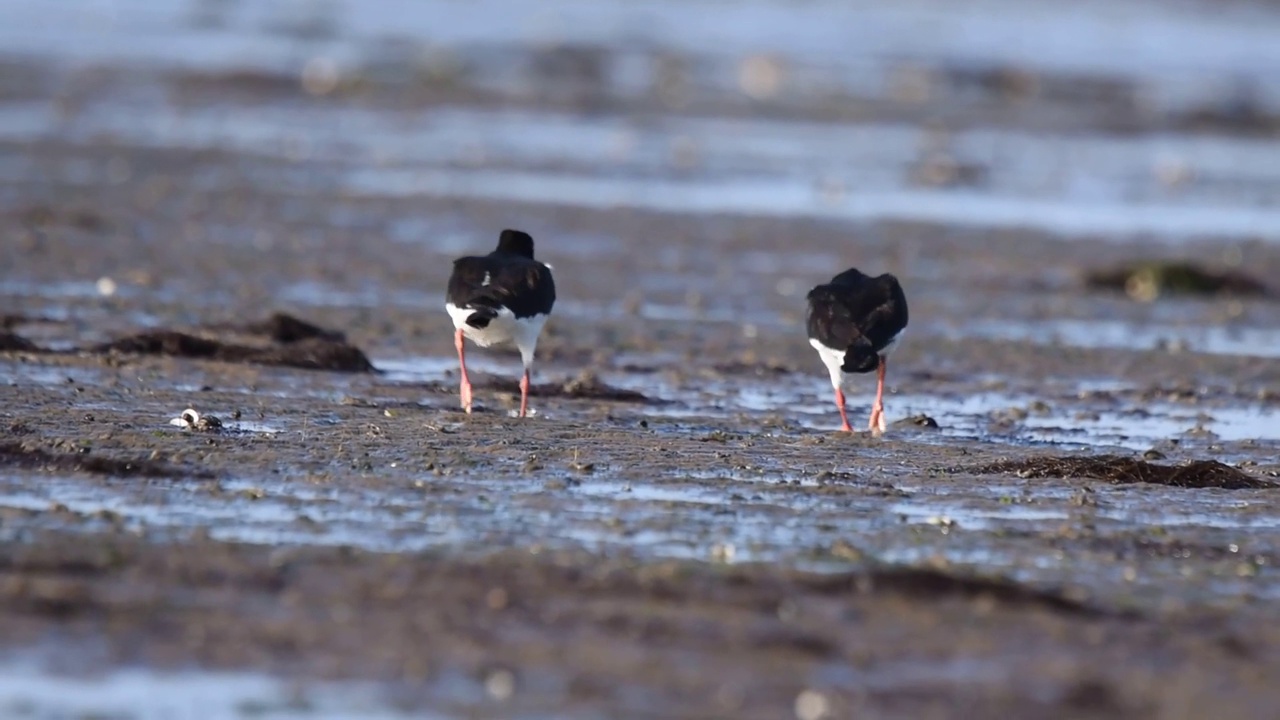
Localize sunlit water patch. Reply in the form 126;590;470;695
0;477;464;552
4;0;1280;113
371;354;1280;453
347;167;1280;241
0;662;428;720
941;318;1280;359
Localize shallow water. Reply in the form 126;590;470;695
4;1;1280;243
366;352;1280;457
0;662;425;720
4;0;1280;98
946;317;1280;359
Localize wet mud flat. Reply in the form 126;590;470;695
5;0;1280;715
2;300;1280;718
3;530;1280;720
5;165;1280;714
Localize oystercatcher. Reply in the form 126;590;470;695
446;229;556;417
806;268;908;435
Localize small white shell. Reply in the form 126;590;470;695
170;408;221;431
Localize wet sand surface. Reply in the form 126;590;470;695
3;0;1280;717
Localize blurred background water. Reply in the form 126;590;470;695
3;0;1280;241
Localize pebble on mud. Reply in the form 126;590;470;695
95;276;118;297
894;414;940;429
709;543;736;563
484;668;516;701
794;689;831;720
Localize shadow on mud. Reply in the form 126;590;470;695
0;331;39;352
799;565;1114;618
959;454;1274;490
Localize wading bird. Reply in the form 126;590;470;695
806;268;908;435
446;229;556;417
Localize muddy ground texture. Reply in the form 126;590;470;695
3;23;1280;718
4;204;1280;718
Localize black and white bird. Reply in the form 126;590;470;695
806;268;908;436
446;229;556;417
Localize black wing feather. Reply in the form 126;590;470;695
806;270;908;374
447;255;556;320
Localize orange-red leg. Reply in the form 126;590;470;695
869;357;887;436
455;329;472;413
519;368;530;418
835;387;852;432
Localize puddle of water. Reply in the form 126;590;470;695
571;479;730;505
1;458;1276;608
346;166;1280;241
275;281;438;310
1094;490;1280;530
222;420;284;434
4;0;1280;256
871;482;1280;604
944;318;1280;359
335;350;1262;453
0;662;427;720
0;363;104;388
4;0;1280;110
869;544;1090;588
896;392;1279;451
888;500;1069;531
375;356;516;384
682;468;823;489
6;45;1280;244
0;280;118;300
1020;404;1279;448
0;466;864;563
817;656;1010;693
0;477;464;553
616;370;1279;451
365;353;1280;457
553;511;824;564
17;98;1280;235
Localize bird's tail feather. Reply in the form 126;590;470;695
465;307;499;329
841;341;879;374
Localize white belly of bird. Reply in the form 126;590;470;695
446;303;548;366
809;331;904;391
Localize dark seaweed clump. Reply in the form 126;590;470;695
93;331;374;373
95;313;372;372
963;454;1272;490
0;332;39;352
237;312;347;343
1084;261;1270;302
1;313;372;373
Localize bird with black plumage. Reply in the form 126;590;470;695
445;229;556;417
806;267;908;436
